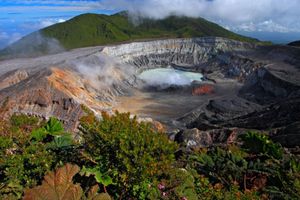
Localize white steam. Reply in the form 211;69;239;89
138;68;203;89
74;53;135;90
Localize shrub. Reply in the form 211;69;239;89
187;132;300;199
79;111;178;199
158;168;198;200
0;116;77;199
10;114;39;129
240;131;283;159
1;113;299;200
0;135;54;199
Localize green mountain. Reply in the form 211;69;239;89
0;12;258;58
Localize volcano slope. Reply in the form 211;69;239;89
0;37;299;148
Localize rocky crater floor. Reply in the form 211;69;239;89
0;37;299;148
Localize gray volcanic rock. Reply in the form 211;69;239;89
239;65;300;104
225;97;300;130
103;37;258;80
175;128;214;148
0;69;29;90
179;97;261;130
103;37;255;65
175;128;246;148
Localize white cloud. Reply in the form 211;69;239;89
230;20;299;33
0;32;22;44
0;31;22;49
0;32;9;40
98;0;300;33
40;18;66;27
20;18;67;31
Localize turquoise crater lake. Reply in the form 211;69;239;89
138;68;203;88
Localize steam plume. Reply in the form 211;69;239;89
74;53;135;90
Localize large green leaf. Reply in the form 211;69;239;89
48;134;74;149
30;128;48;141
80;166;113;187
44;118;64;135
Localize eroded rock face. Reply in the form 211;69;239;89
0;68;84;130
239;65;300;104
103;37;254;66
0;69;29;90
103;37;259;81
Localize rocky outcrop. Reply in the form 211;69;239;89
174;128;246;148
179;97;262;129
0;66;117;130
0;69;29;90
239;65;300;104
0;68;84;130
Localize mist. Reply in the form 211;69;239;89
100;0;300;33
138;68;203;89
0;32;64;60
74;53;135;90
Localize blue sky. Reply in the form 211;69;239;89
1;0;300;49
0;0;116;49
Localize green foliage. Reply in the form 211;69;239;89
44;117;64;135
30;117;65;142
158;168;198;200
240;131;283;159
0;116;77;199
193;175;261;200
39;12;258;50
30;128;48;142
188;132;300;200
190;147;248;186
80;111;178;199
48;133;74;149
1;114;299;200
80;166;113;187
30;117;74;149
10;114;39;128
0;136;54;199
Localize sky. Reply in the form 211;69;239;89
0;0;300;49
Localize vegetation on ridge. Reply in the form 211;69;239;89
41;12;258;49
0;112;299;199
0;11;259;59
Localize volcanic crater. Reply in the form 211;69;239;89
1;37;300;148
